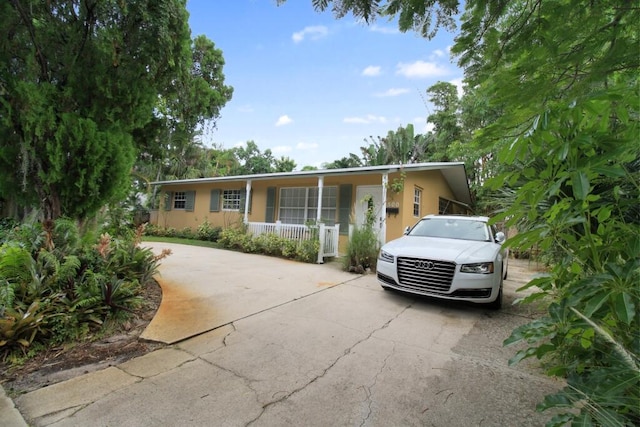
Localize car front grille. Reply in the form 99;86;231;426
396;257;456;294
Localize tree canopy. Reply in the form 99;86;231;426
292;0;639;424
0;0;232;220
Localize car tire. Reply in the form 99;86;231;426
487;284;503;310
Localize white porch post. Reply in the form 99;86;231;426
317;223;326;264
244;180;252;224
316;176;324;223
381;173;388;244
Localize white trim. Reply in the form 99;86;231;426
381;173;388;244
244;180;252;223
316;176;324;223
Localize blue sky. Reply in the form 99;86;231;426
187;0;462;169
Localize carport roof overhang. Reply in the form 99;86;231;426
151;162;472;206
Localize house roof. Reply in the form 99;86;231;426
152;162;472;205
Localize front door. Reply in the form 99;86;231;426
355;185;385;245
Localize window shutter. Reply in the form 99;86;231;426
265;187;276;223
338;184;352;235
164;191;173;211
239;189;252;213
210;189;220;212
185;191;196;212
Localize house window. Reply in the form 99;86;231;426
279;186;337;225
413;187;422;217
223;189;242;211
173;191;186;209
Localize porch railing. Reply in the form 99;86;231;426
246;221;340;263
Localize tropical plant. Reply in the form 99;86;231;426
0;301;48;359
343;224;379;273
0;217;167;360
494;91;639;425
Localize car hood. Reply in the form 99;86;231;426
382;236;500;264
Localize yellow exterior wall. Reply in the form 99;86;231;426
382;170;456;243
153;169;464;252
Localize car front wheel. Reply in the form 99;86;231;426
486;284;503;310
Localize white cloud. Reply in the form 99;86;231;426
292;26;328;43
374;88;410;97
428;49;446;61
396;60;449;78
343;114;387;124
362;65;381;77
275;115;293;126
370;25;399;35
272;145;292;153
296;142;319;150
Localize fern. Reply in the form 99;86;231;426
0;279;16;311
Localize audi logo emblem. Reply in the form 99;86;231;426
414;260;435;270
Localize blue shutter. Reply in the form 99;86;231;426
210;189;220;212
265;187;276;223
164;192;173;211
185;191;195;212
338;184;352;235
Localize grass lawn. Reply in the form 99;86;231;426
142;236;222;249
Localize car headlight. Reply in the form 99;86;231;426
378;249;394;263
460;262;494;274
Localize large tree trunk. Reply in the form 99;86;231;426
39;186;62;221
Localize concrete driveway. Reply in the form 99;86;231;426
7;244;561;427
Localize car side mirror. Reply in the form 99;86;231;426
495;231;506;244
404;226;411;235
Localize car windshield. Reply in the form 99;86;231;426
408;218;491;242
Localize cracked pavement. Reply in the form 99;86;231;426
10;244;561;427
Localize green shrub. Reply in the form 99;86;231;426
163;227;178;238
174;227;194;239
197;220;222;242
344;224;379;273
143;223;164;237
219;227;251;251
295;238;319;263
281;239;298;258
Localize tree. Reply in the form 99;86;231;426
360;124;429;165
291;0;639;423
233;141;276;175
274;156;297;173
323;154;363;169
452;1;639;424
425;81;461;161
276;0;459;39
0;0;231;221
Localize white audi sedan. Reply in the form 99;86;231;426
377;215;507;309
